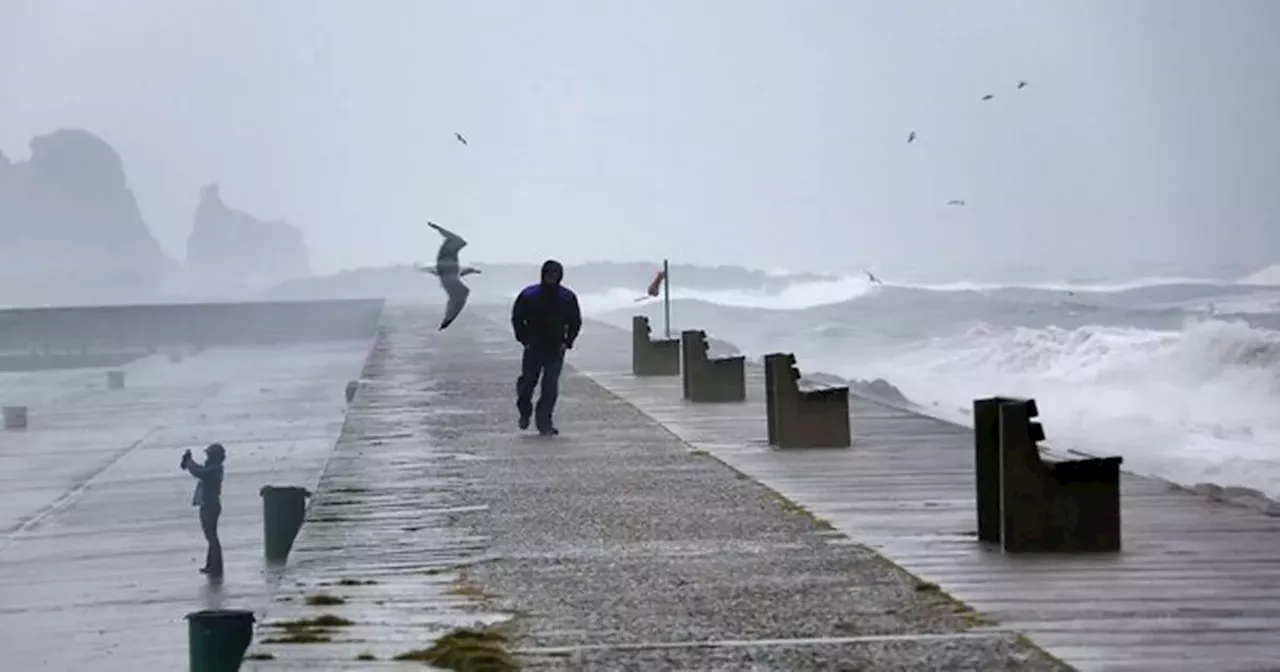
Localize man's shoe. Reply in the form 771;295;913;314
538;426;559;436
518;414;531;430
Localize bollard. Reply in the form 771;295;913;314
345;380;358;404
107;370;125;390
185;608;256;672
3;405;28;430
260;485;310;562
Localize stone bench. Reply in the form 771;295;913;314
680;330;746;403
974;396;1123;553
763;353;851;449
631;315;679;376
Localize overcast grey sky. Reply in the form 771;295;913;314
2;0;1278;278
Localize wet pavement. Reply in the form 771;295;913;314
0;341;371;669
242;309;508;668
570;320;1280;671
248;307;1062;670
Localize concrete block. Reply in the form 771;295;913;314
631;316;679;376
168;351;184;364
993;397;1123;553
680;330;745;402
3;405;28;430
345;380;359;404
763;352;851;449
107;370;125;390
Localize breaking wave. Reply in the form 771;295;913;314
586;264;1280;500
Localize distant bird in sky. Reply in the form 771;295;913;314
906;131;916;144
417;221;480;330
981;94;994;102
1017;80;1028;90
455;132;468;145
946;200;966;207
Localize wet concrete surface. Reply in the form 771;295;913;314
243;310;508;667
0;341;371;669
570;319;1280;671
249;307;1063;670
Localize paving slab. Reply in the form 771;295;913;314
570;318;1280;672
0;339;372;669
247;308;1061;670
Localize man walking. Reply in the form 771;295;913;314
181;443;226;576
511;259;582;435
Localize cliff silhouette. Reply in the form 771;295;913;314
0;129;169;305
187;183;310;297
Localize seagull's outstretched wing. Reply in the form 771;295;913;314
428;221;468;266
439;275;471;330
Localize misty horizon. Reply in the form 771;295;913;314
5;0;1280;285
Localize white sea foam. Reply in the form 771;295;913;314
583;265;1280;500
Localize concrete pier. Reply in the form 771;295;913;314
243;309;1059;670
16;306;1280;670
570;319;1280;672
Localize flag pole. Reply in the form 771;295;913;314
662;258;671;339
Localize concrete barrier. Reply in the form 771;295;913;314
3;405;28;430
680;330;745;402
0;352;139;373
978;396;1123;553
631;316;679;376
0;298;385;353
763;353;851;449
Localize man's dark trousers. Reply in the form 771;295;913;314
516;345;565;431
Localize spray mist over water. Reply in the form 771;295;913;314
588;268;1280;501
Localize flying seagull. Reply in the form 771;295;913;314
906;131;916;144
981;94;994;101
1017;80;1028;90
417;221;480;330
455;132;468;145
946;200;966;207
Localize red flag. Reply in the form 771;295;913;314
646;269;666;297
